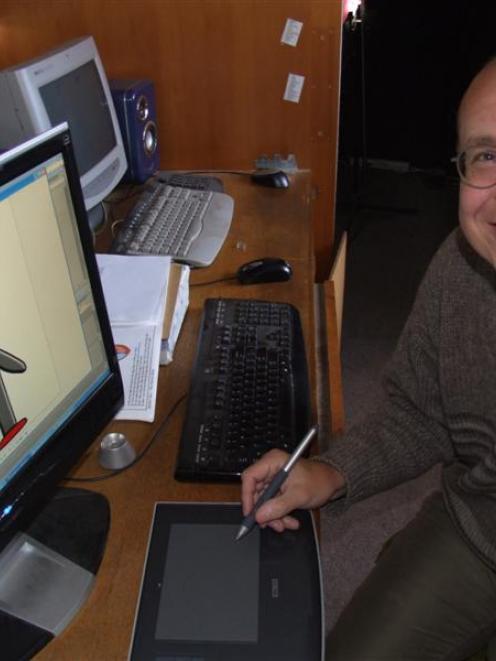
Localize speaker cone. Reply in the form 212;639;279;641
136;94;149;121
143;121;157;156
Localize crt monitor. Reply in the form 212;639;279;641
0;36;127;230
0;124;123;656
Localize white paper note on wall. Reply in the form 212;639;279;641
283;74;305;103
281;19;303;47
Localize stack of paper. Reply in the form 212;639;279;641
160;263;190;365
97;254;171;422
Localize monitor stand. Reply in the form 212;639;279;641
0;487;110;659
87;202;106;232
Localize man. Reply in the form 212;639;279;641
241;58;496;660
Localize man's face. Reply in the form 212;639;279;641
458;62;496;267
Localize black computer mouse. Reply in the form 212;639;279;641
250;169;290;188
237;258;293;285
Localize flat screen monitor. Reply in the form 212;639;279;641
0;36;127;229
0;124;124;657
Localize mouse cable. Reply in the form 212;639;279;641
64;393;187;483
190;276;237;287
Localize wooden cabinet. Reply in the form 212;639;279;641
0;0;342;279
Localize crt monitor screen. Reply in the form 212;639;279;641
39;61;116;178
0;123;123;535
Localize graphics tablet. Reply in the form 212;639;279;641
129;502;323;660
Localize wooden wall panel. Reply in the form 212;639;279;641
0;0;342;279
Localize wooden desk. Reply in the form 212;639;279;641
37;171;316;660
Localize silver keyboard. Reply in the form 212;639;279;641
111;182;234;267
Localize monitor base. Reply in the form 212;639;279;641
0;487;109;660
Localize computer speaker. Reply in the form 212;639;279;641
109;79;160;184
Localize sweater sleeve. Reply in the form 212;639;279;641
317;241;456;507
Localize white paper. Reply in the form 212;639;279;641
283;73;305;103
111;324;161;422
281;19;303;47
96;253;171;422
96;254;171;324
160;265;190;365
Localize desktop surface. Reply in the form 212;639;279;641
35;171;316;660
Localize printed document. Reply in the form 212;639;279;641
97;254;171;422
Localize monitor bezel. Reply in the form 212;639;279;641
0;124;124;540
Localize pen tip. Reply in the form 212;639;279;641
235;526;248;541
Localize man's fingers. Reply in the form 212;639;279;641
264;515;300;533
240;450;289;515
254;486;302;525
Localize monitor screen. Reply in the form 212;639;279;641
0;37;127;225
40;61;117;177
0;138;110;491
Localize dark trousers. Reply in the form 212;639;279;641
326;493;496;661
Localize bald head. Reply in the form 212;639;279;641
458;59;496;149
457;58;496;268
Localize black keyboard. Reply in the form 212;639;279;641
175;298;311;481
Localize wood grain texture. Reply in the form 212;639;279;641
0;0;342;279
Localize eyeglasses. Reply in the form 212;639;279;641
451;147;496;189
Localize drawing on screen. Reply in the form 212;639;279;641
0;348;28;450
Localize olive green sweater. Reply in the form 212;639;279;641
319;229;496;569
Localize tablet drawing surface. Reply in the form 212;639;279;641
155;523;260;643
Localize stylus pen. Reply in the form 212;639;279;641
235;425;318;541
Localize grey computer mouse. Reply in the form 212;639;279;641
250;169;290;188
237;258;293;285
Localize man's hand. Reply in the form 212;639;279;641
240;450;345;533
